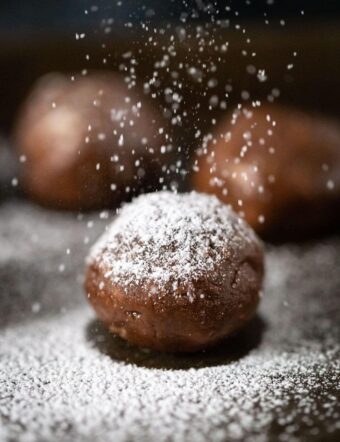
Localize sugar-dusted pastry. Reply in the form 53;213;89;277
85;191;264;352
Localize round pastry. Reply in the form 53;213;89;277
85;191;264;352
14;72;172;210
192;104;340;238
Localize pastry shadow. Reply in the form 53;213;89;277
86;315;266;370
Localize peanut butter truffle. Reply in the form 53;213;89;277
85;191;264;352
14;72;172;210
193;104;340;238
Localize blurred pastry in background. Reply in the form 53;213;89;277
14;72;173;210
192;104;340;239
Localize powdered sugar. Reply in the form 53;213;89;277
1;308;339;442
0;201;339;442
88;191;259;289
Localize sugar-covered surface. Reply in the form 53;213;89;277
89;191;260;289
0;200;339;442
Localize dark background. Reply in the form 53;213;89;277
0;0;339;33
0;0;340;135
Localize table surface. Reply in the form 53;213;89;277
0;197;339;442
